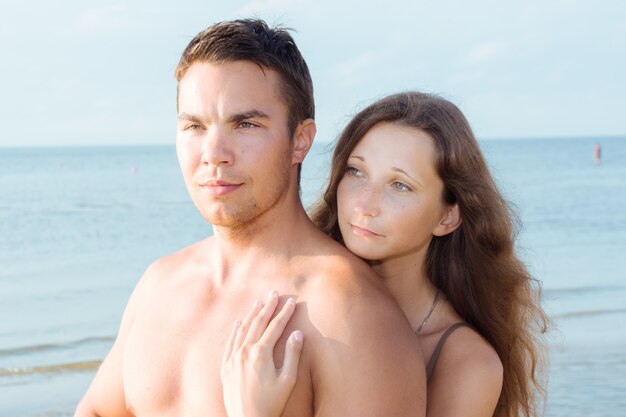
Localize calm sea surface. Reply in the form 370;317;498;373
1;138;625;417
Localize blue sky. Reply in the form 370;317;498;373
1;0;625;147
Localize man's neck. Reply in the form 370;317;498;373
210;194;314;287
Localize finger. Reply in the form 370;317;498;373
243;290;280;345
279;330;304;384
258;297;297;348
233;299;263;351
222;319;241;365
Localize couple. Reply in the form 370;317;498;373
75;19;547;417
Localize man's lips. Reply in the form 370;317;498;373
350;224;382;237
198;180;243;196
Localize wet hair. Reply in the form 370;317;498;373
311;92;548;417
175;18;314;137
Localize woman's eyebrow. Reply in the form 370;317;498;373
392;167;423;187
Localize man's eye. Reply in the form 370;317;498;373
238;121;257;128
185;124;201;131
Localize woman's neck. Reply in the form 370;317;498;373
370;255;439;333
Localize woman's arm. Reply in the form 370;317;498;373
221;291;304;417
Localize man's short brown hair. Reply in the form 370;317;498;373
175;19;315;137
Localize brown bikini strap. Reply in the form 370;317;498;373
426;322;470;380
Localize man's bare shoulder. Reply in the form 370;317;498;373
147;237;214;275
73;239;216;417
146;237;213;278
290;240;427;416
123;237;215;314
299;237;385;292
295;242;413;344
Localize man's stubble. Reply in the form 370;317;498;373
198;151;295;237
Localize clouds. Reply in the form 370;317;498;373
72;4;130;34
237;0;304;15
462;41;509;66
330;51;384;82
0;0;625;146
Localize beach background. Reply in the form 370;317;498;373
1;137;625;417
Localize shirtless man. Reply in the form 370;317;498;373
75;19;426;417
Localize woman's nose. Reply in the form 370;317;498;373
354;186;381;217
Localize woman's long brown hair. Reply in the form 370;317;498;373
311;92;548;417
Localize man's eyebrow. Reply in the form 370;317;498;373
228;110;270;123
178;112;203;123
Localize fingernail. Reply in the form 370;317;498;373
234;319;241;327
253;299;262;308
268;289;278;298
292;330;303;343
286;297;296;305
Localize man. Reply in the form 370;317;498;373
75;19;426;417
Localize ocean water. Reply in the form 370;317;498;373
0;137;625;417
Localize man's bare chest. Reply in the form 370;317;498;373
120;284;314;417
122;298;233;416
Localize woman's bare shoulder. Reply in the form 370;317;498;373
427;325;503;417
442;326;502;375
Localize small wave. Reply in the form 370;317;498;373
0;335;114;357
552;308;626;319
544;285;626;296
0;360;102;376
33;408;76;417
75;202;134;210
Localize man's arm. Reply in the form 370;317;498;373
308;278;427;417
74;266;153;417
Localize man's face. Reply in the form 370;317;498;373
176;61;295;228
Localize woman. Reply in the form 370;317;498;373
221;92;548;417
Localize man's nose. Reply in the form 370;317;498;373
201;126;234;167
354;185;381;217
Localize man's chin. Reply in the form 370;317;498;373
201;210;257;229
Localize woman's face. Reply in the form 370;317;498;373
337;122;452;263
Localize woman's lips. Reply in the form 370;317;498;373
350;224;381;237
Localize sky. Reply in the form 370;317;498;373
1;0;625;147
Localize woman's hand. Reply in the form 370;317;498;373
221;290;304;417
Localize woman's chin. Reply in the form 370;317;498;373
344;242;383;263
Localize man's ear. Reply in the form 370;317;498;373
433;203;462;237
292;119;316;164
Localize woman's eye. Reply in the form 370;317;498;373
346;166;362;177
393;181;411;192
